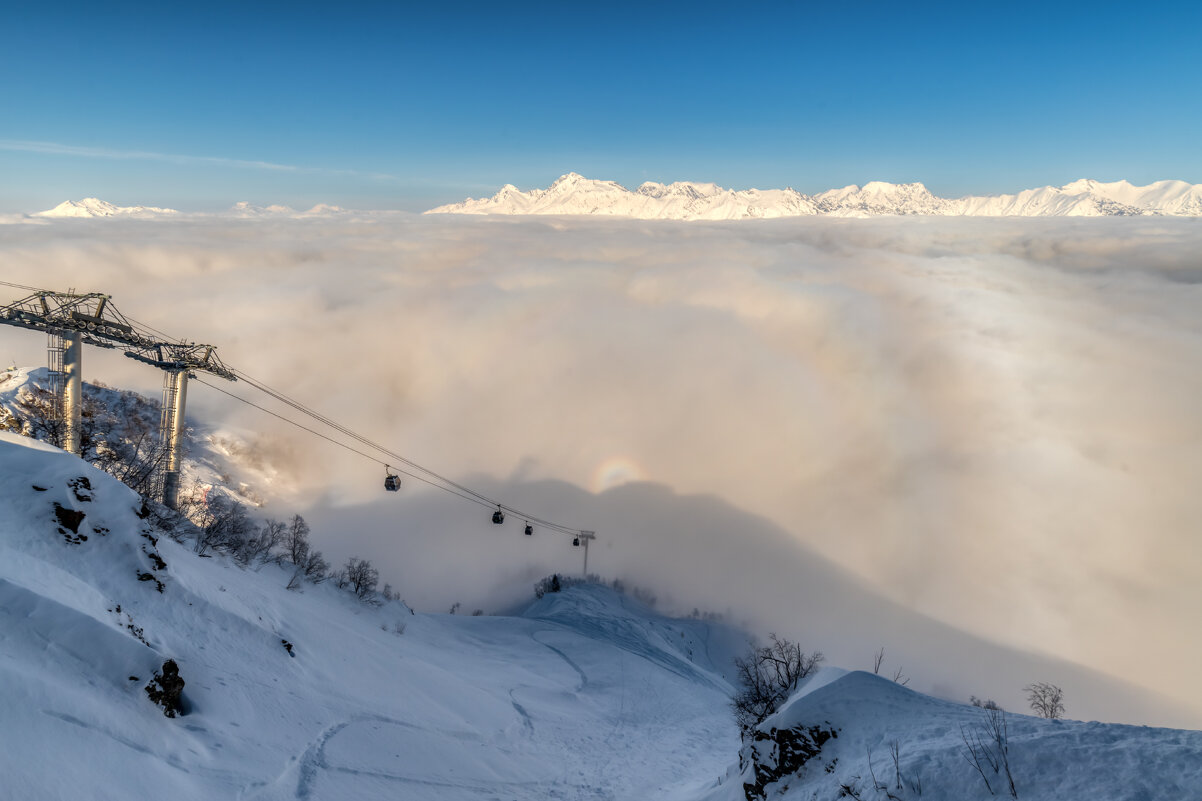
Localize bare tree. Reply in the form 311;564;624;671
731;634;824;732
285;515;312;565
301;549;329;582
192;493;253;556
233;519;285;567
1024;682;1064;720
873;647;885;675
12;384;164;495
343;557;379;601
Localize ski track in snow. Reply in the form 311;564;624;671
508;689;535;735
532;630;589;692
294;719;349;800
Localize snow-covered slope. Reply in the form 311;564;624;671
700;669;1202;801
3;426;1200;798
34;198;178;218
427;174;1202;219
0;431;741;800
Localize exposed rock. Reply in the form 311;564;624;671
53;502;88;544
137;571;165;593
145;660;185;717
53;503;85;533
740;723;839;800
67;476;93;502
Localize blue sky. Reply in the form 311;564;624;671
2;1;1199;212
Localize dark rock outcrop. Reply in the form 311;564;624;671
740;723;838;800
145;660;185;717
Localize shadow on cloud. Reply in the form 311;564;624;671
1;213;1200;725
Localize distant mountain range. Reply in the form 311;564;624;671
30;175;1202;221
427;173;1202;220
33;199;347;219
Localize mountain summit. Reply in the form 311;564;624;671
427;175;1202;220
34;198;178;218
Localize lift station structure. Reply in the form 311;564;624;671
0;289;235;510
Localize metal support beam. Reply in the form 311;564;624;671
159;369;189;510
579;531;596;577
62;331;83;455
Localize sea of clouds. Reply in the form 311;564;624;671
2;213;1200;725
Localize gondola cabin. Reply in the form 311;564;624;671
492;507;505;524
384;472;401;492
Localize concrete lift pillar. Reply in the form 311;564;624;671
159;369;189;510
62;331;83;456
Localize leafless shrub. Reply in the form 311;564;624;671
233;519;284;567
731;634;824;732
1024;682;1064;720
11;383;164;495
343;556;379;602
191;493;254;556
961;707;1018;798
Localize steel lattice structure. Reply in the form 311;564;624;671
0;289;235;509
0;290;152;349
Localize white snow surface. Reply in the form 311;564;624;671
0;431;744;800
427;173;1202;219
700;670;1202;801
3;430;1200;799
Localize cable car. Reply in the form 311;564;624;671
524;523;533;536
572;536;580;547
492;506;505;524
384;467;401;492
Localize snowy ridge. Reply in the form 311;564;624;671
427;173;1202;219
34;197;178;218
30;199;349;220
226;201;348;218
698;670;1202;801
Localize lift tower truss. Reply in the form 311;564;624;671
0;291;155;455
0;289;236;510
123;343;236;509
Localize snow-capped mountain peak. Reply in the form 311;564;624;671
34;197;178;218
427;174;1202;220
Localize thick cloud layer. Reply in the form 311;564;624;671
2;214;1200;724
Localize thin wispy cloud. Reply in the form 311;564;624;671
0;139;399;182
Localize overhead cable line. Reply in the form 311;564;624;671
193;376;494;510
0;280;47;293
223;366;585;536
0;281;590;537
